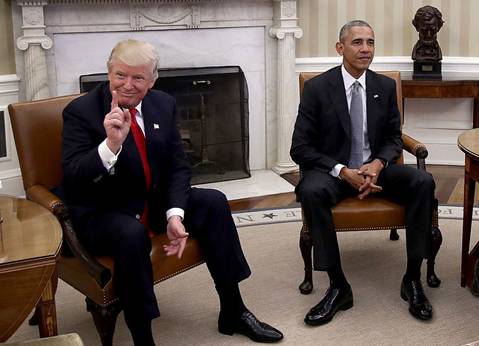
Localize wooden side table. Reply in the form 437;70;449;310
458;128;479;288
402;80;479;128
0;196;62;342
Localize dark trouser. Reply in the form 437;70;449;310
297;164;435;271
77;188;251;335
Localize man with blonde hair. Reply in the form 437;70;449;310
61;39;283;345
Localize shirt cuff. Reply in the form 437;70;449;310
377;158;388;168
98;139;122;173
330;164;345;179
166;208;184;221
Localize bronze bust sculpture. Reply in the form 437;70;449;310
411;6;444;79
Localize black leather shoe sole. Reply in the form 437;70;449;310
304;290;354;326
304;299;353;326
219;311;283;343
400;287;432;321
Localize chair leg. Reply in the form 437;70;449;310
427;200;442;288
29;307;40;326
86;298;121;346
299;224;313;294
389;229;400;240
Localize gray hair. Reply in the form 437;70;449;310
107;39;159;80
339;20;373;42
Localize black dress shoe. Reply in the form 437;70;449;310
219;310;283;343
471;259;479;297
400;279;433;320
304;285;353;326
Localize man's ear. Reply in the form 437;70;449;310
336;42;343;56
148;79;156;90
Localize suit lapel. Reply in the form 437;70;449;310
366;70;380;150
328;68;351;137
141;92;161;182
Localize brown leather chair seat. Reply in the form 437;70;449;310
332;197;405;231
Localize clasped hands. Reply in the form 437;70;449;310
340;159;385;199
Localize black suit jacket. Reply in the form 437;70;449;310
290;66;402;172
61;82;191;229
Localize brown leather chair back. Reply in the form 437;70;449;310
8;95;81;191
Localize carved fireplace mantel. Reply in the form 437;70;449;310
12;0;302;172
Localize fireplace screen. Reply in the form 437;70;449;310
80;66;250;184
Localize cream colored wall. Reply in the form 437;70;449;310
297;0;479;58
2;1;476;71
0;1;16;74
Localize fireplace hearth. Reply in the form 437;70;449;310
80;66;250;184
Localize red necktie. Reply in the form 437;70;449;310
129;108;153;237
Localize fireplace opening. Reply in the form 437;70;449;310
79;66;250;184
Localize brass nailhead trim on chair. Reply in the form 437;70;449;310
413;143;427;155
335;225;406;232
154;262;205;284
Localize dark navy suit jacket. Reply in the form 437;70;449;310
61;82;191;231
290;66;403;172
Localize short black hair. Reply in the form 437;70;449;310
339;20;372;42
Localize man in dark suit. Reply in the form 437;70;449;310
61;39;283;345
290;20;436;325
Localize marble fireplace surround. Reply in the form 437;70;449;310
12;0;303;172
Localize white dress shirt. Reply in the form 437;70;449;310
329;65;372;178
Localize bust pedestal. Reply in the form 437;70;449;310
413;61;442;80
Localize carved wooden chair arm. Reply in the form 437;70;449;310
26;184;112;288
402;133;428;158
401;133;428;171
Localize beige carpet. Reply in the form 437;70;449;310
8;219;479;346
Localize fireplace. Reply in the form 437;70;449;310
12;0;302;181
80;66;250;184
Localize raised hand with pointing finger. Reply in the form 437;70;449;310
104;90;131;154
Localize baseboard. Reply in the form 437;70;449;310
0;171;25;197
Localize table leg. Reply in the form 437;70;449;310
461;157;476;287
37;273;58;337
473;93;479;128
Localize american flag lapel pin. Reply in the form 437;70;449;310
153;123;160;130
373;94;379;99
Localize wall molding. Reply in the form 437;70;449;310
0;74;23;197
0;167;22;180
296;56;479;80
0;74;20;95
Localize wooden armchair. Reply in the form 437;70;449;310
8;95;204;346
297;71;442;294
